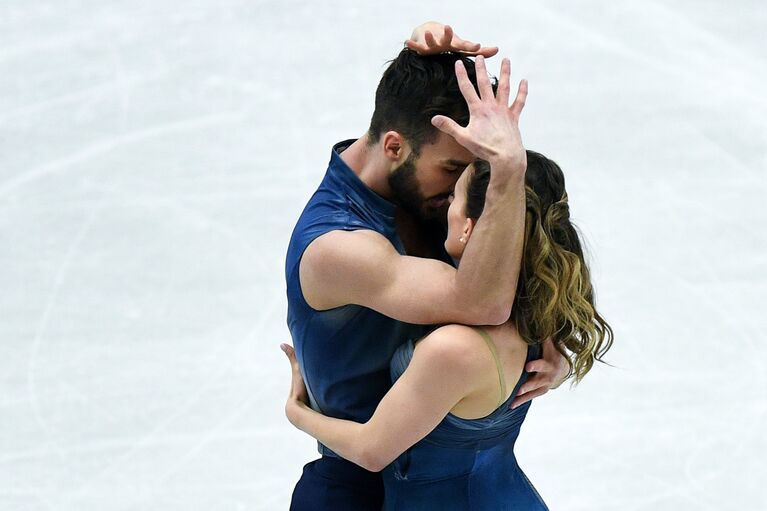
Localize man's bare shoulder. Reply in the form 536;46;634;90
303;229;394;267
300;229;397;310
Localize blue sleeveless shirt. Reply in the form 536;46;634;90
285;140;429;456
382;339;549;510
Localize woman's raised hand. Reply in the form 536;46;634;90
431;56;528;174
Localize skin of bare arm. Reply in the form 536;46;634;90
281;325;491;472
404;20;571;405
300;56;529;326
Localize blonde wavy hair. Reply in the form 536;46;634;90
467;151;613;383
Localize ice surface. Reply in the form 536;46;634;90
1;1;766;510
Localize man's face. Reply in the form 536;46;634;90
388;132;475;221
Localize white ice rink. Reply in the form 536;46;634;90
2;1;766;509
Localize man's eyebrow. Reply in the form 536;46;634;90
442;159;473;167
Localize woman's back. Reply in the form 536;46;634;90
382;324;549;510
447;324;530;419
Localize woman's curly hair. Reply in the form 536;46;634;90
467;151;613;383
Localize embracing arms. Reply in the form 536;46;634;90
301;55;529;326
281;326;487;472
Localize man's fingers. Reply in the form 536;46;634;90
452;35;481;52
474;55;494;101
404;34;497;58
405;40;426;53
442;25;454;46
496;58;511;106
454;60;480;105
511;387;548;410
477;46;499;58
517;373;548;396
525;359;551;374
509;79;528;118
460;47;499;58
424;30;438;48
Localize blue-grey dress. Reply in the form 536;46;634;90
382;338;549;511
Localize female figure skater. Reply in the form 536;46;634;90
281;149;613;509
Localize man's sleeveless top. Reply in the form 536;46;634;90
285;140;428;456
382;334;550;510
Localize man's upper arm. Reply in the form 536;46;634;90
300;229;497;325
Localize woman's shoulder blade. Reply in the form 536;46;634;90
412;324;490;374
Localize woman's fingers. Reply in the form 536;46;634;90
495;58;511;107
431;115;472;152
474;55;495;101
280;343;297;365
281;343;308;401
509;79;528;118
454;60;480;106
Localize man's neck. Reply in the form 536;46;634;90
395;209;452;262
339;135;450;263
338;134;394;200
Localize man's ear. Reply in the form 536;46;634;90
382;131;410;163
463;217;476;243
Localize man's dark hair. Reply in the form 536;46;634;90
367;49;490;155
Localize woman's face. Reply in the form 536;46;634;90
444;165;473;261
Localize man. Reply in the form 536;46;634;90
285;23;566;511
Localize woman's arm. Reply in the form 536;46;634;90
281;325;486;472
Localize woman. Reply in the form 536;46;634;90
282;150;613;509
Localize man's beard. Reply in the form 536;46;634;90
388;153;444;222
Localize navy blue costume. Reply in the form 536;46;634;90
383;338;549;510
285;140;428;510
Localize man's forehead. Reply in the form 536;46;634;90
421;131;475;160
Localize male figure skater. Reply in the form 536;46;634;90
285;23;567;510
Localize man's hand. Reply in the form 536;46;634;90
406;22;499;57
431;55;528;172
510;338;570;409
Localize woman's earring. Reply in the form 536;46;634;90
459;236;466;244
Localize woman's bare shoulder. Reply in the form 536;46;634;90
412;324;489;375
